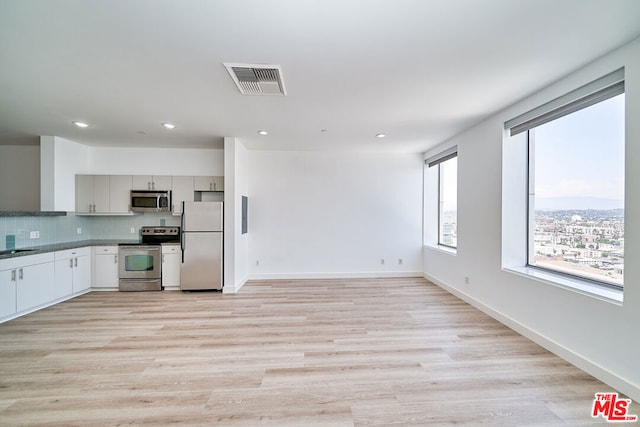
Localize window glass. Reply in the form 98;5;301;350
439;156;457;247
528;93;624;288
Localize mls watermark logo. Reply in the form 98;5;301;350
592;392;637;422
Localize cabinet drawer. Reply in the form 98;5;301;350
55;247;91;260
1;252;54;270
162;244;181;254
93;246;118;255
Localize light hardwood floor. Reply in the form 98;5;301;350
0;278;637;426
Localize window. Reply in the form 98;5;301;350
426;147;457;248
507;69;625;289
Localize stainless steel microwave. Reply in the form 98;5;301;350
130;190;172;212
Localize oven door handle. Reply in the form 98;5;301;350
156;194;161;211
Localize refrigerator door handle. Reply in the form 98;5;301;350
181;202;185;263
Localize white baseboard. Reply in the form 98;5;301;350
423;272;640;403
249;271;423;281
223;274;249;294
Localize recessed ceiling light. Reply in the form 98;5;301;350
376;133;386;138
73;121;89;128
162;123;175;129
257;130;268;136
320;129;328;133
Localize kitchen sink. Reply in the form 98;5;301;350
0;249;36;256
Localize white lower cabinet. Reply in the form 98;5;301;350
162;244;181;289
17;260;56;312
0;262;18;318
1;246;111;323
0;253;55;318
54;247;91;296
93;246;119;290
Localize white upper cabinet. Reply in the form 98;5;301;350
77;174;222;215
109;175;133;213
132;175;172;191
76;175;133;215
171;176;195;214
76;175;109;214
194;176;224;192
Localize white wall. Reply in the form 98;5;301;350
40;136;91;211
89;147;223;175
0;145;40;210
223;137;249;293
423;37;640;401
248;150;423;278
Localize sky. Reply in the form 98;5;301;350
436;92;624;214
441;156;457;212
533;93;625;209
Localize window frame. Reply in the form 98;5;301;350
426;146;458;250
504;69;625;294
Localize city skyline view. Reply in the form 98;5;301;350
530;92;625;287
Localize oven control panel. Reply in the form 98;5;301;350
140;226;180;244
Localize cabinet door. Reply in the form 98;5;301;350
92;175;110;213
109;175;132;213
0;268;17;318
132;175;153;190
194;176;214;191
16;262;55;312
152;176;172;191
93;252;119;289
72;255;91;293
54;257;74;299
171;176;194;214
162;253;181;287
76;175;94;213
212;176;224;191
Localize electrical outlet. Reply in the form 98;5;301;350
256;260;260;267
76;227;82;235
380;258;385;265
130;227;136;234
398;258;403;265
465;276;470;284
30;230;40;239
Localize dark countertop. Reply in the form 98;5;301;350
0;211;68;217
0;239;140;260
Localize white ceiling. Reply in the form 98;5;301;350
1;0;639;153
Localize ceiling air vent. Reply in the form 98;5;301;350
223;63;287;96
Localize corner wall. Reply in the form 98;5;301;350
223;137;249;293
40;136;90;211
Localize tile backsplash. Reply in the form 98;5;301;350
0;213;180;250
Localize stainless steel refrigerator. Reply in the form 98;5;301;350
180;201;223;290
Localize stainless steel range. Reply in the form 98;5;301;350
118;226;180;291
